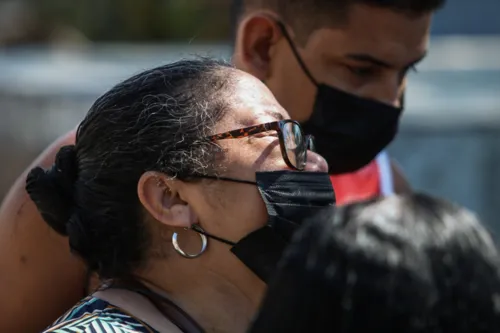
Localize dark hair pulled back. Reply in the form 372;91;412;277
26;58;234;278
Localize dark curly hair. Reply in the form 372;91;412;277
25;58;235;280
250;193;500;332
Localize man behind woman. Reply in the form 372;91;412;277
24;57;500;332
0;0;446;330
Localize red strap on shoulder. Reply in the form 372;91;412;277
330;159;381;206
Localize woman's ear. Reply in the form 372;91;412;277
137;172;194;228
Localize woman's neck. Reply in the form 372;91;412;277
136;261;266;333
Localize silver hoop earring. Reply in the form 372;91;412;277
172;226;208;259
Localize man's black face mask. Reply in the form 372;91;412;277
275;21;403;174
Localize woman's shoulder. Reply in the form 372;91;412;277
43;296;159;333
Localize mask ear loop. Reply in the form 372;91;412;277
180;174;260;247
275;20;318;86
191;224;236;246
187;173;257;186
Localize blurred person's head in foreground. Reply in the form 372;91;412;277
232;0;445;174
249;193;500;333
26;58;333;332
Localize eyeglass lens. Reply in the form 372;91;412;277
281;121;307;169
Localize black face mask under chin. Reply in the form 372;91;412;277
192;170;335;282
276;21;403;175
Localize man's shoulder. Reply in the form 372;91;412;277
0;127;82;333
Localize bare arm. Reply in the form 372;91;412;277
391;159;412;195
0;129;87;333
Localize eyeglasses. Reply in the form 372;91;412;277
208;120;314;171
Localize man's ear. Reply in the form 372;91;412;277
233;14;283;81
137;171;196;228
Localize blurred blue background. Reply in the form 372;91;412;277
0;0;499;230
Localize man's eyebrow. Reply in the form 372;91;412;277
345;52;428;69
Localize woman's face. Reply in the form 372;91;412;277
182;71;328;244
139;70;327;286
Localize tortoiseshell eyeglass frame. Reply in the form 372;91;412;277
207;119;314;171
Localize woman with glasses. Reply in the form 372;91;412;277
25;58;333;332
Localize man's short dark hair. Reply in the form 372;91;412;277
234;0;445;43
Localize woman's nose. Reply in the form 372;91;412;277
304;151;328;172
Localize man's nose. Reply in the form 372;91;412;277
363;76;403;107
